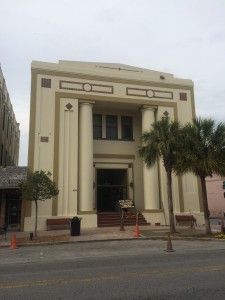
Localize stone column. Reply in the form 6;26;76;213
141;106;160;210
79;102;94;211
57;98;78;217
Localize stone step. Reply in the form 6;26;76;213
97;212;150;227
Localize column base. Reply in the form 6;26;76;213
77;211;97;228
143;209;164;213
142;210;167;225
77;210;96;215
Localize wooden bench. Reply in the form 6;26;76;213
0;224;7;240
46;218;72;231
175;215;197;227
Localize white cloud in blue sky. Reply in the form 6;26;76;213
0;0;225;165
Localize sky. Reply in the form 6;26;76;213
0;0;225;166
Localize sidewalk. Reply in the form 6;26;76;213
0;223;222;248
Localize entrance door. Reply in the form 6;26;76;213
7;198;21;230
97;169;127;212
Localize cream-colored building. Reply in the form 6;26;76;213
24;60;204;231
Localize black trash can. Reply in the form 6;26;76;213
71;217;81;236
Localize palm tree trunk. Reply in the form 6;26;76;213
167;171;176;233
35;200;38;237
200;176;211;235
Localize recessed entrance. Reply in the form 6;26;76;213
97;169;127;212
6;197;21;231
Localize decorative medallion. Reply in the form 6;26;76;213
146;89;154;98
65;103;73;110
83;83;92;92
163;111;169;117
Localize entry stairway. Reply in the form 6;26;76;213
97;212;150;227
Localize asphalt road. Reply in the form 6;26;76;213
1;239;225;299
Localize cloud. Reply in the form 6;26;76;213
0;0;225;165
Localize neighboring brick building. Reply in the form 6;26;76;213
0;66;20;167
206;175;225;217
0;66;21;230
0;167;27;230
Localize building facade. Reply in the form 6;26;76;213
206;175;225;217
25;60;204;231
0;66;20;167
0;66;21;230
0;167;27;230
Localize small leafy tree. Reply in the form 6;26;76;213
21;170;59;237
138;117;182;233
175;118;225;235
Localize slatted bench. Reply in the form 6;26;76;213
175;215;197;227
46;218;71;231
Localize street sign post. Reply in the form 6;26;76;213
119;200;135;231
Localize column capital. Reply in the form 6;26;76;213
141;105;157;112
79;100;95;106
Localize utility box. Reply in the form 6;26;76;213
70;217;81;236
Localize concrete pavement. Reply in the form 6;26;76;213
0;222;223;248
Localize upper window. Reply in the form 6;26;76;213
121;116;133;140
93;114;102;139
41;78;51;88
179;92;187;101
2;105;5;130
106;115;118;139
7;117;9;138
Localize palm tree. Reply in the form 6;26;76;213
138;117;182;233
175;118;225;235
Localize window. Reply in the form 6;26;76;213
2;105;5;130
0;144;3;165
7;117;9;138
180;92;187;101
10;127;12;144
5;151;7;167
41;78;51;88
93;114;102;139
106;115;118;139
121;116;133;140
93;114;134;141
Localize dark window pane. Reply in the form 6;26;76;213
2;105;5;130
93;114;102;139
179;92;187;101
121;116;133;140
1;144;3;165
106;115;118;139
41;78;51;88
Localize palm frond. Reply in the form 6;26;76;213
175;117;225;177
